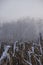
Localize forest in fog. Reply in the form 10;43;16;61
0;18;43;42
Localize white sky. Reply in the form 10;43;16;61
0;0;43;22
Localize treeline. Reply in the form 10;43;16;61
0;18;43;42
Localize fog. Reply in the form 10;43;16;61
0;18;43;42
0;0;43;22
0;0;43;42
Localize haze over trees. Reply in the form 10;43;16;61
0;18;43;42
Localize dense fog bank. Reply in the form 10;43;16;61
0;18;43;42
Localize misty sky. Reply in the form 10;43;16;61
0;0;43;22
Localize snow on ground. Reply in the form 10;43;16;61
0;45;11;63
